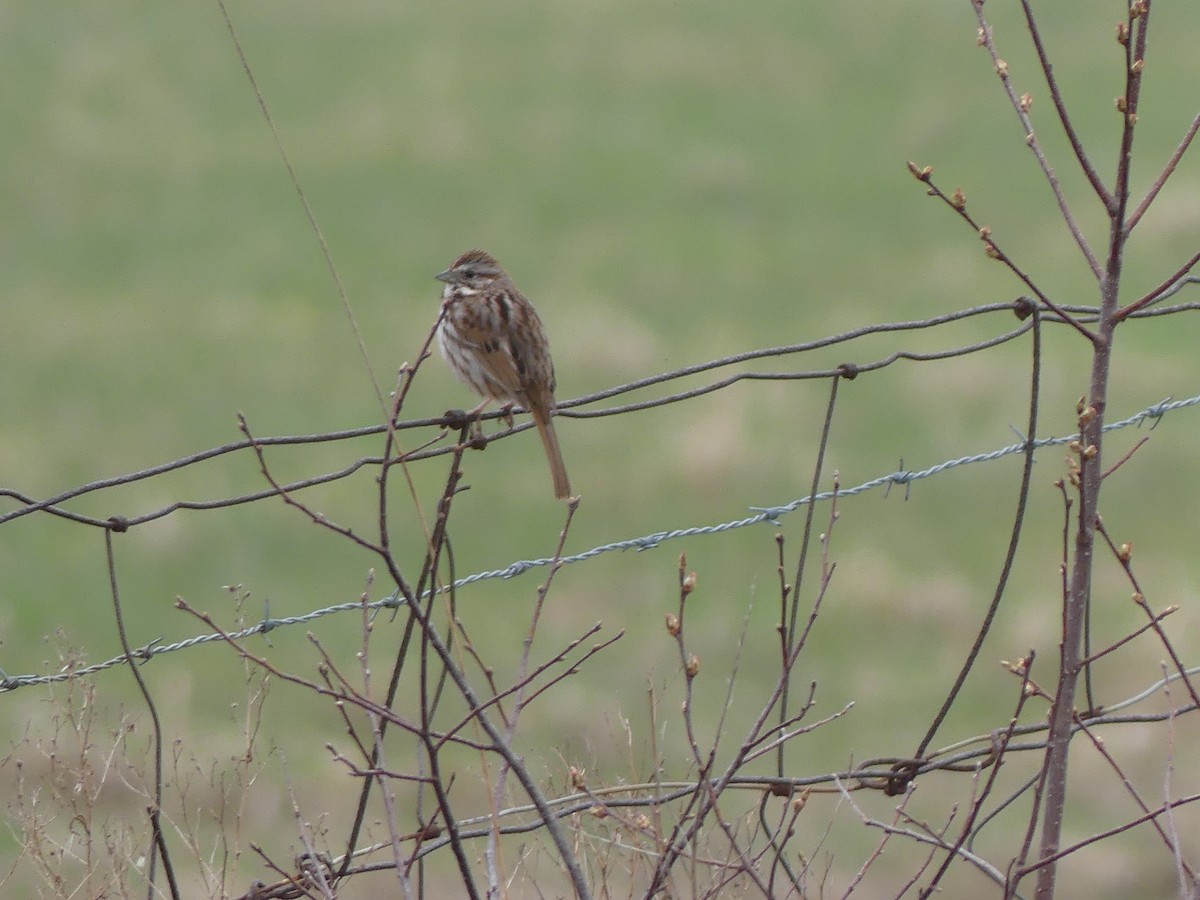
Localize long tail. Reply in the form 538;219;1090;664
533;412;572;500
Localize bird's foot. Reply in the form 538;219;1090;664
499;403;516;430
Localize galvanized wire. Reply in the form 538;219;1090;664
3;393;1194;693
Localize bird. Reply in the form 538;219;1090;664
435;249;572;500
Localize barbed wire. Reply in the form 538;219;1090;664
433;392;1195;580
3;391;1194;694
4;300;1197;533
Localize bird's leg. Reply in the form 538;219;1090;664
498;402;515;430
467;397;492;448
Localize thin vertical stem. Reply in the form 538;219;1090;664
1033;5;1152;894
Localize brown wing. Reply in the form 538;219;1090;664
505;306;556;412
461;315;569;498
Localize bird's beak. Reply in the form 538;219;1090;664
435;269;454;283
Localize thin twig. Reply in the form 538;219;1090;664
910;309;1041;770
980;0;1105;275
104;528;181;900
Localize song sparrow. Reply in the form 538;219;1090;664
435;249;572;500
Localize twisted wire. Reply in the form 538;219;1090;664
3;393;1193;693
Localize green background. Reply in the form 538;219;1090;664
3;1;1200;897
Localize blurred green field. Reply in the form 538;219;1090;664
3;1;1200;897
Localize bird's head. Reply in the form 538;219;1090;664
436;250;505;292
